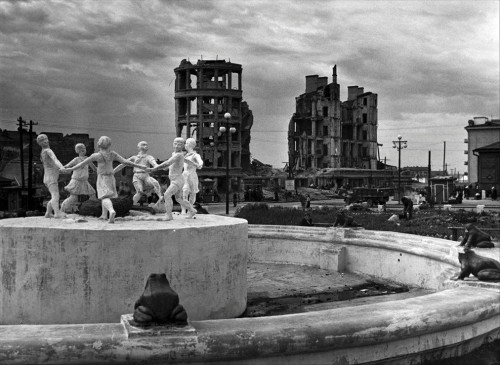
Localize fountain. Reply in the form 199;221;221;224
0;219;498;364
0;215;247;324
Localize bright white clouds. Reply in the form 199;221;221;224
0;0;498;173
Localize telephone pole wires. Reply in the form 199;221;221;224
16;116;27;189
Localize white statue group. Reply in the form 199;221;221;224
36;134;203;223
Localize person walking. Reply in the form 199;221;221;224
305;194;311;209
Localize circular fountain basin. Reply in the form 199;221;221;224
0;224;498;364
0;215;248;324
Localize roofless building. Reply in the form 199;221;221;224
174;59;253;201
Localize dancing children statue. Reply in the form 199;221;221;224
61;136;146;223
114;141;162;205
36;134;65;218
182;137;203;214
60;143;97;213
148;137;196;220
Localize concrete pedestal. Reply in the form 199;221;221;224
0;214;248;324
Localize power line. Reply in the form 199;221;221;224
2;119;174;135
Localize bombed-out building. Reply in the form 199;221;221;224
288;66;342;170
288;66;388;188
341;86;378;169
289;65;378;171
173;59;253;201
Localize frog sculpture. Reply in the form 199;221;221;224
133;273;188;325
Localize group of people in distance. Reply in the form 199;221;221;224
36;134;202;223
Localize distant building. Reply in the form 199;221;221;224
288;65;391;188
341;86;378;169
173;59;254;201
288;66;342;170
464;117;500;191
473;142;500;193
0;129;95;211
404;166;448;183
0;129;94;185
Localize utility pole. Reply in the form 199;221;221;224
443;141;446;174
428;151;433;207
17;116;27;189
383;157;391;167
27;120;38;210
392;135;407;201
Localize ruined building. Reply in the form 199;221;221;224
341;86;378;169
174;59;253;199
288;66;378;172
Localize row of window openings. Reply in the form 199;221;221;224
178;98;240;117
298;125;370;140
179;126;240;144
177;72;240;91
304;144;370;158
317;106;370;120
309;158;372;170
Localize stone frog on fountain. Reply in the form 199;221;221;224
452;249;500;281
133;273;188;326
459;223;495;249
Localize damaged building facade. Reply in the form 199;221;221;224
288;66;393;188
173;59;253;201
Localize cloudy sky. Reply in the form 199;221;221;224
1;0;498;175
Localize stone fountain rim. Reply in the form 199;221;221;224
0;225;498;365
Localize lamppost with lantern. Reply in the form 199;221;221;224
219;112;236;215
392;135;407;201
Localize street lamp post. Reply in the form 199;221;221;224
220;112;236;215
392;135;407;201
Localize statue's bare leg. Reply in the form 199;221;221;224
149;178;162;203
132;192;143;205
102;198;115;223
163;185;177;221
99;199;108;220
45;202;53;218
61;194;78;213
176;191;196;219
132;180;144;205
189;192;196;207
181;188;190;214
49;184;65;218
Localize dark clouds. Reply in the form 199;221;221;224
0;0;498;172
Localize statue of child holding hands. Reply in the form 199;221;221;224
182;137;203;214
60;143;97;213
61;136;146;223
36;134;65;218
148;137;196;220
